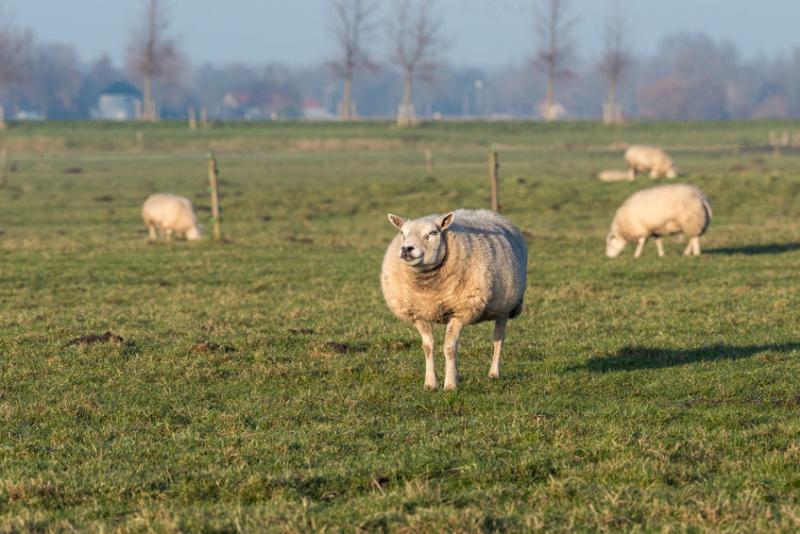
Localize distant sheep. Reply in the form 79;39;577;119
142;193;202;242
381;209;527;390
625;145;677;179
606;184;712;258
598;169;633;182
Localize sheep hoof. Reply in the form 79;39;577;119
444;382;457;391
488;371;499;379
424;382;437;390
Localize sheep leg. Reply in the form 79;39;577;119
634;237;647;258
655;237;665;257
489;317;508;379
683;238;693;256
692;237;701;256
164;228;174;242
627;166;636;180
414;320;437;389
443;318;464;390
147;224;157;241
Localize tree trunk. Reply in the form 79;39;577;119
143;75;155;122
544;62;555;121
341;72;353;120
397;70;416;127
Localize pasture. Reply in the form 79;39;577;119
1;121;800;532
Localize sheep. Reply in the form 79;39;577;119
142;193;202;242
598;169;634;182
606;184;712;258
625;145;678;179
381;209;528;390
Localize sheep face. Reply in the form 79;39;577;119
606;232;627;257
388;212;454;270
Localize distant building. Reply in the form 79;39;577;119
96;82;142;121
304;98;336;120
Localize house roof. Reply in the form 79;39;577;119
101;81;142;97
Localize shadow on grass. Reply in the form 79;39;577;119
569;343;800;373
705;242;800;255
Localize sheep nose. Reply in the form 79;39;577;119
401;246;415;257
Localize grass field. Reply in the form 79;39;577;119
1;121;800;532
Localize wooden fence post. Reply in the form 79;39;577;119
424;148;433;177
188;107;197;130
0;147;8;187
489;149;500;212
136;130;144;153
200;108;209;129
207;153;223;241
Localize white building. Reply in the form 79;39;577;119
96;82;142;121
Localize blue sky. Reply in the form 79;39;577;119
5;0;800;66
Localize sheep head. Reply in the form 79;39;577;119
387;212;454;270
605;231;627;257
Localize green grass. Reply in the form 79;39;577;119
1;121;800;532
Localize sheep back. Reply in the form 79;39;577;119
142;193;199;235
625;145;675;176
611;184;711;240
381;209;527;325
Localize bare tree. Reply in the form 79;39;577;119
598;0;630;124
389;0;445;127
533;0;575;121
126;0;183;121
327;0;379;120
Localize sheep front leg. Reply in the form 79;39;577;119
147;224;157;241
414;320;437;390
489;317;508;379
627;166;636;180
655;237;665;257
443;318;465;390
633;237;647;258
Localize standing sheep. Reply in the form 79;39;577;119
142;193;202;242
625;145;678;179
606;184;712;258
381;209;528;390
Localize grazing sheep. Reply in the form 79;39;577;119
598;169;634;182
381;209;528;390
606;184;712;258
625;145;678;179
142;193;202;242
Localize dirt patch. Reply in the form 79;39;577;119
326;341;351;354
191;341;236;353
93;195;114;202
289;328;315;335
261;215;272;222
66;331;124;347
64;167;83;174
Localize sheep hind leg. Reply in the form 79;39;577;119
634;237;647;258
414;320;437;390
489;317;508;379
443;318;465;390
692;236;701;256
655;237;665;258
683;237;694;256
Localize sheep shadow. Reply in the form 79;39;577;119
705;243;800;256
568;343;800;373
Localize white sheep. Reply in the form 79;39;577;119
606;184;712;258
625;145;678;179
598;169;634;182
381;209;528;390
142;193;202;242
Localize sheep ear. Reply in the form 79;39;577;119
387;213;405;230
438;212;454;230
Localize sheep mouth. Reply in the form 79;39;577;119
401;254;423;266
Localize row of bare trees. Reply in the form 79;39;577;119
326;0;632;125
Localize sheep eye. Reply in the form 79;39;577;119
427;231;438;239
